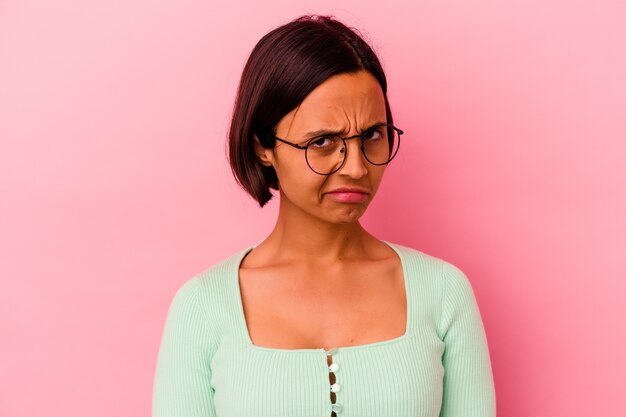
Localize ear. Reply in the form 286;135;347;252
253;134;274;167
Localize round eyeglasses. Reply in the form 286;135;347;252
271;123;403;175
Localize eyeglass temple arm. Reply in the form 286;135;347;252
273;136;307;150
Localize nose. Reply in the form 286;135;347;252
336;138;368;178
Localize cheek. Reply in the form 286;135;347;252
276;164;327;201
371;166;386;184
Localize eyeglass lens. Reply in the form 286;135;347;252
305;125;400;175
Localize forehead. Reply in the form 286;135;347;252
278;70;386;134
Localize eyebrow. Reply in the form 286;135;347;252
303;122;387;140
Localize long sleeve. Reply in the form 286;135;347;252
437;261;496;417
152;277;217;417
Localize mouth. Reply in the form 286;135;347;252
325;191;369;203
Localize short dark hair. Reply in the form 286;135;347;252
227;14;395;208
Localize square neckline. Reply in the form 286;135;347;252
233;240;412;354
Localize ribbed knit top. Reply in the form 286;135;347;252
152;241;496;417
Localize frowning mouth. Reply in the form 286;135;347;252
325;191;369;203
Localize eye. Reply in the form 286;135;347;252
362;127;384;141
309;136;334;148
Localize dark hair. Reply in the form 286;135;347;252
227;14;395;208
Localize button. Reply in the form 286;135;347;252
330;383;341;393
328;362;339;372
331;403;343;413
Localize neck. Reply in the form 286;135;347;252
258;192;375;264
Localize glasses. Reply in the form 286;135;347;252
271;123;403;175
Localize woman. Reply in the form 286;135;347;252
152;14;496;417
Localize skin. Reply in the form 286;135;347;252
241;69;407;350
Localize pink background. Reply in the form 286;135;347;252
1;1;625;416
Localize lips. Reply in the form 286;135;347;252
327;187;369;194
325;187;370;203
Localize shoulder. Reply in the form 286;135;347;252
166;245;251;315
387;240;468;291
197;244;252;292
386;240;444;271
389;242;484;332
387;240;472;288
193;248;244;292
160;246;253;348
386;241;478;321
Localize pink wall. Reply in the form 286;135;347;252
1;1;625;416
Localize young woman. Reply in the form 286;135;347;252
152;14;496;417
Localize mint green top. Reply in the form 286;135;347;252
152;241;496;417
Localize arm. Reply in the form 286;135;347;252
152;277;217;417
438;261;496;417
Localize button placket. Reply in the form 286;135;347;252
325;348;342;414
